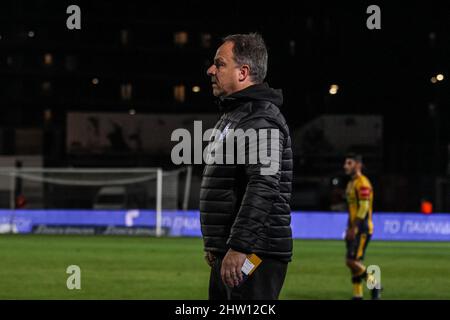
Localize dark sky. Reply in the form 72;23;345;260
0;0;449;173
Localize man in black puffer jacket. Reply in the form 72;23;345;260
201;33;293;300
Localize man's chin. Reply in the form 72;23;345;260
212;88;223;97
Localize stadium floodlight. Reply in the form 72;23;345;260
329;84;339;95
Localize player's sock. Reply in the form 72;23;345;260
366;270;376;286
352;282;363;299
351;270;365;299
364;269;382;300
370;287;382;300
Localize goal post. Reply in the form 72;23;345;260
156;168;162;237
0;166;193;237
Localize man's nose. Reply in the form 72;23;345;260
207;64;216;76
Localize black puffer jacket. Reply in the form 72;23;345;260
200;83;293;262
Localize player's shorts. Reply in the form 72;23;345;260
346;232;372;261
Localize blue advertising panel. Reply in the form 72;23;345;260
0;210;449;241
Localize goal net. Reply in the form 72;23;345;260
0;167;192;236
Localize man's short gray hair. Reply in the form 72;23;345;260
223;33;268;84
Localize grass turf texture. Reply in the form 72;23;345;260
0;235;449;299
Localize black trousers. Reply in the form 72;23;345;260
208;254;288;300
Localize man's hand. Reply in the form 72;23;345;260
204;251;216;267
346;226;357;241
221;248;247;287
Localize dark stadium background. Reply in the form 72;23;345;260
1;0;449;212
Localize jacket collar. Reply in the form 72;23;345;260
214;83;283;112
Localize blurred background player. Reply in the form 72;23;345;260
343;153;381;300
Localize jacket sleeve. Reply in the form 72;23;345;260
226;119;284;253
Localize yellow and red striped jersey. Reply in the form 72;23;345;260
345;174;374;234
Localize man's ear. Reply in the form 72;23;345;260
239;65;250;82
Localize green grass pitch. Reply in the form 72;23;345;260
0;235;449;299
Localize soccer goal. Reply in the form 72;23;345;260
0;166;192;236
